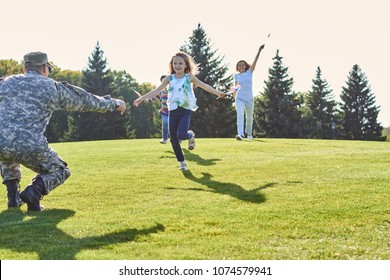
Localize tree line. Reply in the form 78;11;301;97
0;24;386;142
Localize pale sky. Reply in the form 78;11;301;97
2;0;389;126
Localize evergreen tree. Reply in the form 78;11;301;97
180;24;235;137
66;42;119;141
254;50;303;138
340;64;382;140
305;67;337;139
82;41;112;96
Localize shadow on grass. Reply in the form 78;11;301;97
166;170;277;204
159;151;176;160
250;139;267;142
161;150;221;166
0;208;164;260
183;149;221;166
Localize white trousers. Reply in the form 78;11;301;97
235;98;254;136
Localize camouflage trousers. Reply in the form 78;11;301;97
0;137;70;195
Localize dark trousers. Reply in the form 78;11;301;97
169;107;191;162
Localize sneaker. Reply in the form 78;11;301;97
236;135;244;140
188;130;196;150
179;161;187;170
160;139;168;144
247;135;253;140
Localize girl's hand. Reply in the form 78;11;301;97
131;88;142;97
133;97;143;107
216;92;227;99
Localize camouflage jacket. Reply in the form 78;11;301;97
0;70;117;141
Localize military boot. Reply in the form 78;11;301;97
20;178;45;211
5;179;24;208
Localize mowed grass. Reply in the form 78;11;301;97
0;138;389;260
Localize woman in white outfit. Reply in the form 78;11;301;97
233;44;265;140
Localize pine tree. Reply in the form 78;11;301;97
254;50;303;138
66;42;120;141
305;67;337;139
180;24;235;137
82;42;112;97
340;64;382;140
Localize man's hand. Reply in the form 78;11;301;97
115;99;126;115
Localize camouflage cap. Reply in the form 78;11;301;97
23;51;53;69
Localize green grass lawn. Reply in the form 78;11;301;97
0;138;389;260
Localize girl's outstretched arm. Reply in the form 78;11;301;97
131;88;142;97
133;76;170;107
250;44;265;72
189;74;227;98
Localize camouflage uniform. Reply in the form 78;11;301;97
0;70;117;195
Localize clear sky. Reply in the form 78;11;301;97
2;0;389;126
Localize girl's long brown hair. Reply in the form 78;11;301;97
169;52;199;75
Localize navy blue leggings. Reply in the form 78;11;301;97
169;107;191;162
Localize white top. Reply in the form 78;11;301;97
234;68;253;102
167;74;198;111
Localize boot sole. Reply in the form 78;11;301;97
7;201;25;208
